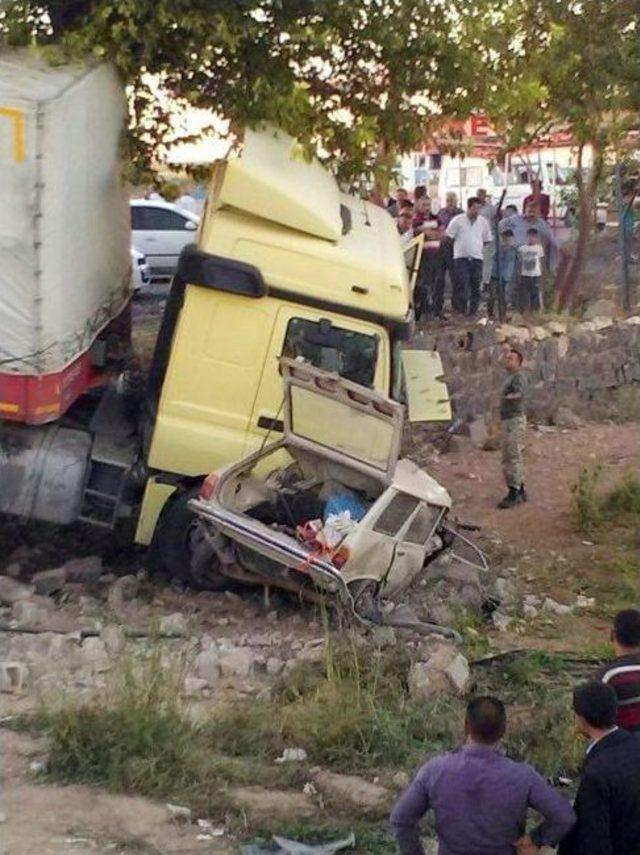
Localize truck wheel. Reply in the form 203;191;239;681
152;487;228;591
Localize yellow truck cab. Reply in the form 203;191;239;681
138;129;447;578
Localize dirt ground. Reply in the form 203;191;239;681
431;420;639;650
0;730;234;855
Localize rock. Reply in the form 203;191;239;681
492;611;513;632
552;406;583;429
266;656;284;676
0;661;28;693
159;612;189;635
184;676;208;696
166;803;192;823
107;575;139;610
310;768;390;812
427;554;481;589
62;555;103;584
542;597;573;616
459;585;483;610
557;335;569;359
219;648;254;677
275;747;308;764
592;316;613;331
10;599;54;626
584;298;616;320
468;417;489;449
229;786;315;822
408;644;471;699
3;562;22;579
623;315;640;326
427;602;456;627
530;326;550;341
547;321;567;336
31;567;67;596
392;771;410;789
0;576;35;605
101;625;126;655
575;595;596;609
523;605;539;619
494;577;518;608
81;637;110;671
194;649;220;682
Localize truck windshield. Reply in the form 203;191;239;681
282;318;378;388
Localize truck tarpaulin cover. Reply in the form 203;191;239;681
0;52;130;382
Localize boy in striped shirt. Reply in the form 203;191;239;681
596;609;640;732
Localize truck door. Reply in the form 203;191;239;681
246;306;389;454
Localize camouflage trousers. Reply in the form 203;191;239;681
502;415;526;488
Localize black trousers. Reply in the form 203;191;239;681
517;276;542;312
453;257;483;315
414;250;438;320
432;242;455;316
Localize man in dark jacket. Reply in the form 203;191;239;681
560;681;640;855
595;608;640;732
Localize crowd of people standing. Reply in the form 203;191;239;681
388;184;559;322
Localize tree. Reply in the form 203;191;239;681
485;0;640;309
1;0;494;189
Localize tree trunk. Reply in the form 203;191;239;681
555;144;603;310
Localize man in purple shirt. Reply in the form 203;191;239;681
391;696;575;855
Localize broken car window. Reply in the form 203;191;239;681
373;492;419;536
282;318;378;388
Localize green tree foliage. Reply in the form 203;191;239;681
0;0;492;188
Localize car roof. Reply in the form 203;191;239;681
130;199;200;221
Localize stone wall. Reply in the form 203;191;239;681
412;315;640;425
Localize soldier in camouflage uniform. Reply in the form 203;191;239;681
498;347;527;509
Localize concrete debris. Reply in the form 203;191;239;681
230;786;315;821
61;556;103;584
310;768;389;812
107;575;139;610
266;656;285;676
31;567;67;596
542;597;573;616
552;406;583;430
101;625;126;655
0;577;35;605
408;643;471;699
547;321;567;336
0;661;28;693
166;803;192;823
219;648;255;677
159;612;189;635
275;748;308;764
194;649;220;683
492;611;513;632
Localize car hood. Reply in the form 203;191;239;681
280;357;404;483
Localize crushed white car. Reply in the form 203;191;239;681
189;359;486;638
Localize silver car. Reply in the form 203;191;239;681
190;359;486;637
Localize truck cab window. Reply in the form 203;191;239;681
282;318;378;388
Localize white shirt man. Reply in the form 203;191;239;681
445;197;492;315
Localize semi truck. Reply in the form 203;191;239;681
0;52;449;583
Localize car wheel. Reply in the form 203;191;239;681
152;487;228;590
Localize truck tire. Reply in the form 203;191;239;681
152;487;228;591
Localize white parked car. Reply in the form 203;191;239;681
130;199;200;281
130;247;151;293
